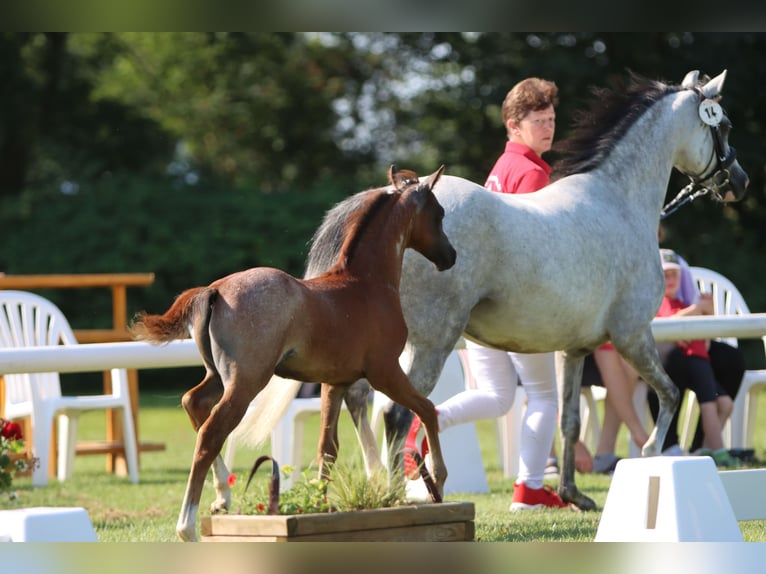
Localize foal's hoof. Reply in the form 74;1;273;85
176;526;197;542
209;498;229;514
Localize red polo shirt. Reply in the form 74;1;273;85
483;142;552;195
657;297;710;360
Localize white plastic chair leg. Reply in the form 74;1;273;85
679;391;699;452
119;406;139;484
111;369;139;484
730;370;766;448
30;409;54;487
56;412;79;481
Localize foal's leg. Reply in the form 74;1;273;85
616;330;680;457
318;382;351;478
382;344;453;474
181;372;231;514
177;376;266;542
557;352;597;511
344;379;382;476
371;367;447;496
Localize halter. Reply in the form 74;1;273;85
660;89;737;220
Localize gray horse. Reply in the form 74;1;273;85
239;70;748;510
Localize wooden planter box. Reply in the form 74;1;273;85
201;501;475;542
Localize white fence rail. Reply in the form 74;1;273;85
0;314;765;376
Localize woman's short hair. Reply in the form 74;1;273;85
502;78;559;126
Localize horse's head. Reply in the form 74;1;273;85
395;164;457;272
678;69;749;203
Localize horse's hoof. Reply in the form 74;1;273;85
559;487;598;512
571;493;597;512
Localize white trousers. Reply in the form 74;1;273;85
436;341;558;489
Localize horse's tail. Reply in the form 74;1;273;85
129;286;212;344
229;374;303;449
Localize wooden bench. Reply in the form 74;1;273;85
0;273;165;476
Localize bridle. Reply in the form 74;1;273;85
660;89;737;220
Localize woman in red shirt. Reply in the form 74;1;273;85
407;78;572;510
656;249;737;466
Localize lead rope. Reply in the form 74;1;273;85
402;447;443;503
238;454;281;515
660;168;732;220
660;181;710;220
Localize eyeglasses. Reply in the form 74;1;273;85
522;117;556;128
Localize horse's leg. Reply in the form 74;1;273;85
557;352;597;511
615;330;680;457
371;367;446;496
343;379;382;476
318;382;351;479
180;371;231;516
177;375;266;542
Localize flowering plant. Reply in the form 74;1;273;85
0;418;37;495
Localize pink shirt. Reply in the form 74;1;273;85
484;142;552;194
657;297;710;360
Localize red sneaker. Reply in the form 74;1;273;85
510;482;570;511
403;416;429;479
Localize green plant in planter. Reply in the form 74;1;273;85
328;458;407;511
235;452;408;515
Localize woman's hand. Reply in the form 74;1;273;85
697;293;714;315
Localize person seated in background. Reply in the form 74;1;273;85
646;248;745;463
648;248;741;467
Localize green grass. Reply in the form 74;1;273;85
2;388;766;542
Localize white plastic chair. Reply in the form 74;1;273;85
676;267;766;449
0;290;138;486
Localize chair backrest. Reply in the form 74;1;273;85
0;290;78;406
689;266;753;348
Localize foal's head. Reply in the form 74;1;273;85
389;164;456;272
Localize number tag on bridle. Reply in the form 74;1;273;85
699;99;723;126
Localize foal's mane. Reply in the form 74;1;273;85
552;72;681;179
305;188;396;278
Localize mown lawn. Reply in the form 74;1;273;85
3;387;766;542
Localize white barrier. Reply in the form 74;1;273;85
0;339;202;374
719;468;766;521
1;315;765;375
595;457;743;542
0;507;97;542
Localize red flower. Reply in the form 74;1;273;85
227;473;236;487
0;421;22;441
257;503;265;513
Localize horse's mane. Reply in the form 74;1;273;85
305;188;394;279
551;72;681;180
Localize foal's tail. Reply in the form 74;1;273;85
229;375;303;449
129;286;213;343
